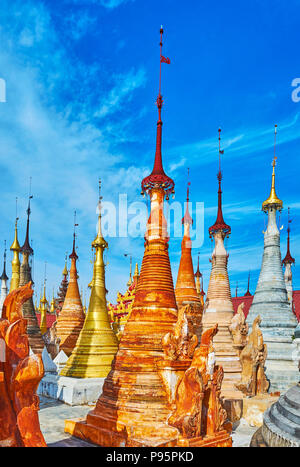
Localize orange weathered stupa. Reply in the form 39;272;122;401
175;175;202;340
65;28;231;448
56;227;85;356
202;130;243;420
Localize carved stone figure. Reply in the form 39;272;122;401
236;315;269;397
168;325;231;442
229;302;248;350
0;282;46;447
162;305;198;360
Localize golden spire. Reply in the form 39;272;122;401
262;125;283;212
40;276;48;335
125;254;133;287
9;199;21;292
50;287;55;313
61;179;118;378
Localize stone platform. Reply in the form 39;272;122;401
251;383;300;447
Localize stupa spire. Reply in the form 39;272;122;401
262;125;283;212
247;127;298;392
175;169;201;326
70;27;185;444
0;240;9;315
40;265;48;335
10;198;21;292
56;214;85;356
124;253;133;287
209;129;231;237
20;180;34;256
202;129;243;411
282;207;295;308
141;26;174;200
61;179;118;378
244;271;252;296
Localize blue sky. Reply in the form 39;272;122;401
0;0;299;305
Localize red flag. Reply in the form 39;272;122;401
161;56;171;64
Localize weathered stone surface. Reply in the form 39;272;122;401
236;315;269;397
247;206;298;392
0;283;46;447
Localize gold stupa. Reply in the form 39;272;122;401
60;182;118;378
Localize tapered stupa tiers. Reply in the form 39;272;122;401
9;216;21;292
19;196;44;354
202;129;243;419
247;126;298;392
56;222;85;356
61;182;118;378
0;241;9;315
175;172;202;339
282;208;295;307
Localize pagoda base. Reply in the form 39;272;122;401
56;376;105;406
64;419;232;447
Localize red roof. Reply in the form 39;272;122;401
293;290;300;321
36;313;56;329
232;295;254;319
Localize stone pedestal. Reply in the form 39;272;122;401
242;395;279;427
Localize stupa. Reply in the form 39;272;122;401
175;174;202;340
201;129;243;420
19;196;44;354
246;126;298;392
39;281;48;336
56;256;69;314
56;221;85;356
58;181;119;405
0;242;9;314
282;207;295;309
65;28;231;448
251;324;300;447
